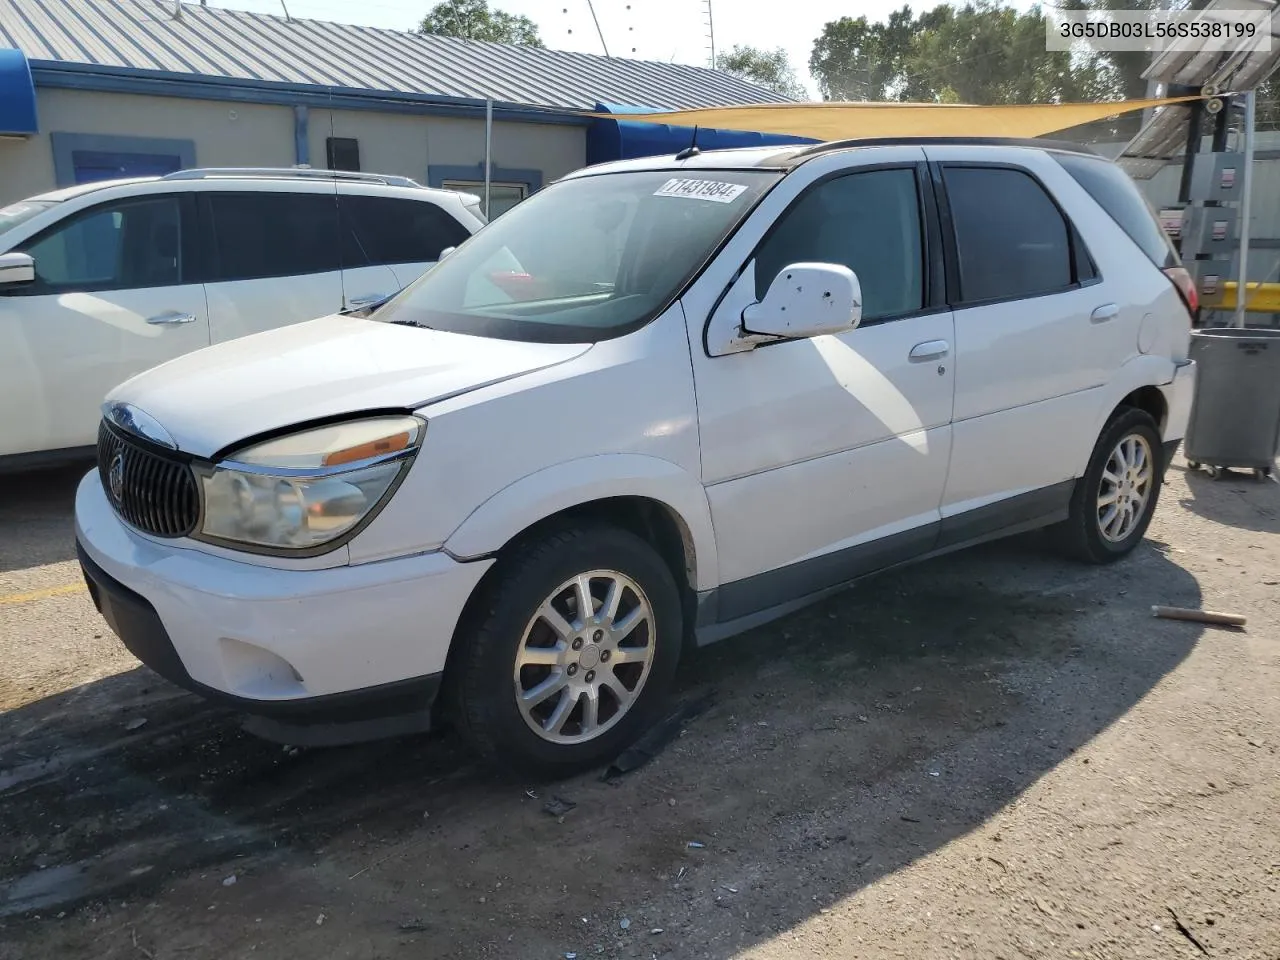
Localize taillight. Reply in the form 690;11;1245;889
1163;265;1199;318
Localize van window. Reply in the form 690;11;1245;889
339;195;472;267
754;167;924;321
1053;152;1178;269
206;192;340;281
943;166;1074;304
17;196;184;294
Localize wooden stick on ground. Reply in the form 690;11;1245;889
1152;605;1247;627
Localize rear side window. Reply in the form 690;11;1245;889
206;192;340;282
1053;152;1178;268
339;195;472;267
943;166;1076;304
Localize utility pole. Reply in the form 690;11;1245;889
704;0;716;69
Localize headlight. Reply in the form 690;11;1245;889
197;415;424;553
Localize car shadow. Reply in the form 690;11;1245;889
0;531;1206;957
1175;462;1280;535
0;462;90;575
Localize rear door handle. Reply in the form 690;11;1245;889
146;311;197;326
1090;303;1120;323
909;339;950;362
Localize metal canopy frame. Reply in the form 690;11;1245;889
1118;0;1280;179
1115;0;1280;327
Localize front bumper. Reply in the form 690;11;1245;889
75;471;493;727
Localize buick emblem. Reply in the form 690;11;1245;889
108;452;126;504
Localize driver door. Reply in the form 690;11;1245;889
0;193;210;457
689;161;956;621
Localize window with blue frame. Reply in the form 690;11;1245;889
71;149;184;184
50;133;196;188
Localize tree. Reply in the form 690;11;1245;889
718;44;809;100
418;0;543;46
809;8;914;102
810;3;1109;108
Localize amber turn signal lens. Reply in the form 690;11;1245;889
321;431;412;467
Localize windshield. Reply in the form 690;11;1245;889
375;169;781;343
0;200;58;240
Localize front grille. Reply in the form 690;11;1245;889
97;421;200;538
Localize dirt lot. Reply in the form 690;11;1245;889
1;456;1277;960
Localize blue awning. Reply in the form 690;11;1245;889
586;101;815;166
0;49;38;135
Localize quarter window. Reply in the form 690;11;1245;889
441;180;528;219
339;195;472;267
754;168;924;322
943;166;1074;303
206;192;340;282
18;196;185;293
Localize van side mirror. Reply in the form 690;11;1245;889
0;251;35;289
741;263;862;340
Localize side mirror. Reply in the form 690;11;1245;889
0;251;35;288
741;262;862;340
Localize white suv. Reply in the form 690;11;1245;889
73;138;1197;777
0;168;484;468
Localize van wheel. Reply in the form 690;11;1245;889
450;523;682;779
1052;408;1164;564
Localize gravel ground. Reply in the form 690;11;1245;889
0;455;1277;959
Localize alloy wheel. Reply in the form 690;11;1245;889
1096;432;1154;543
513;569;656;744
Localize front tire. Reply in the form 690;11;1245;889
1052;408;1164;564
450;523;683;779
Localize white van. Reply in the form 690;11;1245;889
74;138;1196;777
0;168;484;468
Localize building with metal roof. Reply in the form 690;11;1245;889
0;0;802;211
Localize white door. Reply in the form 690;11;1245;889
200;190;344;343
338;190;475;295
691;164;955;621
0;193;210;456
928;154;1136;531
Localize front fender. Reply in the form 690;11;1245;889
443;454;719;591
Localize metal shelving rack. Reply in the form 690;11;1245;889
1117;0;1280;327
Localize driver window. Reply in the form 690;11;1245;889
19;196;184;294
753;167;923;322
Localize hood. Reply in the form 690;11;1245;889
106;314;591;456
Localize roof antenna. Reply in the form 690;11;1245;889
675;126;701;161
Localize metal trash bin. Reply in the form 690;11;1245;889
1184;327;1280;479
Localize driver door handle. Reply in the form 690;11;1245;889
146;311;197;326
909;339;950;362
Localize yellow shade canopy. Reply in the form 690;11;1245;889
587;96;1201;141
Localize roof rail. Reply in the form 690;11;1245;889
161;167;425;188
784;136;1103;163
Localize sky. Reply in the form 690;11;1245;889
202;0;1028;98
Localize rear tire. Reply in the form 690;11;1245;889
1051;408;1164;564
450;522;683;780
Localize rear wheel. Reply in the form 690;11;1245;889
450;523;682;778
1052;408;1164;564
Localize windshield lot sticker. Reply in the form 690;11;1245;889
654;178;748;203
